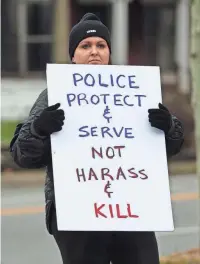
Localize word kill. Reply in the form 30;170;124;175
94;203;139;219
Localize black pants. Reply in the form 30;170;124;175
51;208;160;264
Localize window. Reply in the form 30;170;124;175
26;2;52;71
2;0;53;76
1;0;18;74
26;1;53;73
143;4;176;71
28;2;52;35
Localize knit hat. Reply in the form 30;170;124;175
69;13;111;60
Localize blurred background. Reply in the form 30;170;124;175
1;0;199;263
1;0;195;160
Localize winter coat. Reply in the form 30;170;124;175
9;89;184;234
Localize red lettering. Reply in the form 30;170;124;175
88;168;98;180
76;168;86;182
139;169;148;180
101;168;114;180
116;167;127;180
106;147;115;159
127;204;139;218
91;147;103;159
77;167;147;182
94;203;139;219
109;204;114;218
114;146;125;157
128;168;138;178
116;204;128;218
91;146;125;159
94;203;107;218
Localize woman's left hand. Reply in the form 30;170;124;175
148;103;173;134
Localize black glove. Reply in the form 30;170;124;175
148;103;173;134
33;103;65;136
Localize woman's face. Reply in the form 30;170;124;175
72;37;110;65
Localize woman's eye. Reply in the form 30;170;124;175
82;44;89;49
98;44;105;48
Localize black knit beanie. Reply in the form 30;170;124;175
69;13;111;60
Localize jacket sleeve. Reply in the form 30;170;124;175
10;89;52;169
165;115;184;158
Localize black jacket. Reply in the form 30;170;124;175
10;89;184;234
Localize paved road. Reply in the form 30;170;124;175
1;174;199;264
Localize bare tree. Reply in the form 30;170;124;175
190;0;200;189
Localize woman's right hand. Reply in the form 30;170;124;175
33;103;65;136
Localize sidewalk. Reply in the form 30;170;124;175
160;248;200;263
1;169;45;187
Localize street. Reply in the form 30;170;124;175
1;174;199;264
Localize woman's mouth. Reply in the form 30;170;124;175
89;60;101;64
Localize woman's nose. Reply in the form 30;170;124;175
91;46;98;54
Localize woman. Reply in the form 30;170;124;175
10;13;184;264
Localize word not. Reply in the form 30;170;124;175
94;203;139;218
73;73;140;89
92;146;125;159
66;93;146;107
76;167;148;182
79;126;134;139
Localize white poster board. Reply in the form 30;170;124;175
46;64;174;231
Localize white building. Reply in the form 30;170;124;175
1;0;190;119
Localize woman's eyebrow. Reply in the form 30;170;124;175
80;41;90;45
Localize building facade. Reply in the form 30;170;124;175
1;0;190;92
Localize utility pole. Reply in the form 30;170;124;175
190;0;200;193
53;0;70;63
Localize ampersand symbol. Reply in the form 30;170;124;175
103;106;112;123
104;181;113;198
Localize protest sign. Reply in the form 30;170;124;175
46;64;174;231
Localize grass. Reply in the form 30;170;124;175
1;120;21;145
